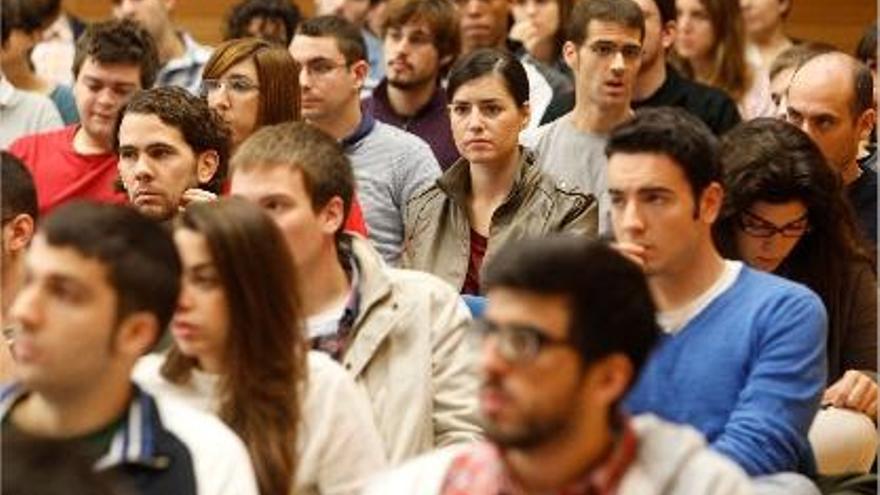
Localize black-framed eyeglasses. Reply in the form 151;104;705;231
738;210;810;238
472;318;572;364
300;58;349;78
199;76;260;97
588;40;642;61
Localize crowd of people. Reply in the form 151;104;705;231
0;0;876;494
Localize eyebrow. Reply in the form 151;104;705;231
450;98;504;105
82;76;137;90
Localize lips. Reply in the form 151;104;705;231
480;385;511;416
133;189;163;204
171;321;201;340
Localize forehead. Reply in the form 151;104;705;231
231;165;310;200
389;17;437;36
788;62;853;116
451;74;511;101
26;236;111;290
631;0;659;18
586;20;642;44
77;57;142;87
289;35;343;60
608;152;692;192
219;57;259;79
485;287;571;339
173;228;213;265
118;112;190;149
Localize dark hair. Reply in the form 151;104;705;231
163;198;305;495
2;432;120;495
296;15;366;64
606;107;720;210
203;38;301;132
649;0;675;26
116;86;231;193
484;236;660;391
41;202;181;344
383;0;460;68
1;0;48;45
852;59;874;117
231;121;355;230
855;22;877;66
72;19;159;89
225;0;301;46
447;48;529;107
1;152;38;224
566;0;645;47
714;118;874;378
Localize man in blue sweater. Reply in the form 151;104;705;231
606;108;827;477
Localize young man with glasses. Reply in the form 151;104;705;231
367;237;752;494
9;19;158;216
608;108;827;480
115;86;229;223
289;15;440;265
529;0;643;234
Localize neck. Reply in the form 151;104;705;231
1;57;50;94
841;159;863;185
298;246;351;318
309;100;362;140
470;149;520;204
196;352;225;375
386;78;437;118
570;99;633;134
689;56;715;84
157;27;185;66
11;366;133;439
529;38;557;65
648;241;726;311
504;411;614;492
751;25;789;51
634;58;667;102
1;255;24;325
72;126;112;155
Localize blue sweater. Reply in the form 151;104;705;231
625;266;827;476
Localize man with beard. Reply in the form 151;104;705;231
116;86;229;222
365;0;461;170
366;237;751;494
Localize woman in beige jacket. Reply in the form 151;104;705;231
403;48;597;294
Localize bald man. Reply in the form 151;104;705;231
786;52;877;244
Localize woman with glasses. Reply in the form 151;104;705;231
134;199;386;495
673;0;773;119
200;38;300;152
402;48;596;295
713;118;877;474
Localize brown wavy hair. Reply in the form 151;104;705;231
162;198;306;495
203;38;301;129
672;0;752;103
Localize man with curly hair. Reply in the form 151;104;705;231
9;19;158;216
116;86;230;222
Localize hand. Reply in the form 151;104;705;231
611;241;647;270
508;20;541;55
179;188;218;211
823;370;878;421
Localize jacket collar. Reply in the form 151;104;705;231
341;234;397;376
372;78;448;121
0;382;171;471
436;147;541;214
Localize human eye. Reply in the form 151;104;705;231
48;278;85;304
622;45;642;60
609;192;625;208
261;197;290;214
815;116;836;130
480;103;503;117
189;270;221;289
786;109;803;125
148;147;173;160
449;103;471;117
643;191;668;205
387;28;403;41
119;148;138;161
592;42;615;57
310;60;334;75
229;77;255;92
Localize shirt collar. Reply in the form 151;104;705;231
163;31;211;71
0;382;171;471
0;78;15;106
373;78;447;120
340;112;376;149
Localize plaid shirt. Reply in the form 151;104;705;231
310;245;362;361
156;32;211;95
440;419;638;495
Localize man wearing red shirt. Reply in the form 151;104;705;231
9;19;158;216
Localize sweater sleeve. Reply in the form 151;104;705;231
841;261;877;375
711;286;827;476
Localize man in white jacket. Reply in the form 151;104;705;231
367;237;751;495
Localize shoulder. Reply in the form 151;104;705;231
388;267;464;299
363;444;470;495
405;181;445;214
369;122;433;153
10;124;72;150
730;267;827;334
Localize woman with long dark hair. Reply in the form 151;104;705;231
135;199;385;494
714;118;877;473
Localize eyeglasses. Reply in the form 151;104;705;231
473;318;572;364
299;58;348;78
738;210;810;238
588;40;642;61
199;76;260;97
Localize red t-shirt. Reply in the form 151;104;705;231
9;125;127;216
462;229;488;295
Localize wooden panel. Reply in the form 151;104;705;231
64;0;877;52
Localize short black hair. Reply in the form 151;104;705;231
650;0;675;26
1;0;47;45
484;236;660;387
296;15;366;64
447;48;529;107
606;107;720;210
41;202;181;346
853;60;874;117
225;0;301;46
116;86;231;193
72;19;159;89
566;0;645;47
1;151;38;224
855;22;877;66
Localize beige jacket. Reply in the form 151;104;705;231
343;235;482;465
402;149;598;293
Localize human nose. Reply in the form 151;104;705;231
132;154;156;182
207;85;230;110
463;0;483;16
618;199;645;234
9;282;40;333
115;0;137;18
465;108;486;132
610;50;626;72
480;333;513;376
